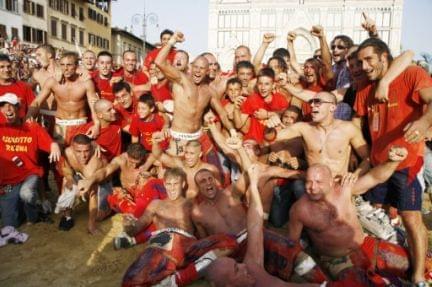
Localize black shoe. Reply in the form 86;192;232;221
58;216;74;231
113;232;136;250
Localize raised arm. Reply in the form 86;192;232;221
26;77;56;119
252;33;275;72
352;146;407;195
286;32;303;76
210;89;235;130
310;25;333;81
243;164;264;267
154;31;184;84
375;49;415;102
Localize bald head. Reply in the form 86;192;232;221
94;99;112;113
307;163;333;179
316;91;337;104
192;55;209;68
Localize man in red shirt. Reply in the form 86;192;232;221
0;93;60;227
130;94;168;151
113;81;136;133
122;50;150;98
355;38;432;285
92;51;121;102
80;50;97;79
233;68;288;143
0;54;35;123
144;29;176;71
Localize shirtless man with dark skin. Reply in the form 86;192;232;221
61;134;110;234
205;164;318;287
26;52;99;144
151;131;221;198
154;31;233;154
288;146;409;281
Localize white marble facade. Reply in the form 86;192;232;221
208;0;404;70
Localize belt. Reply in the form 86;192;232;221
151;227;195;239
170;129;202;141
55;117;87;126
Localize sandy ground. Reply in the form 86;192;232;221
1;194;432;287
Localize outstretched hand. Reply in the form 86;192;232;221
361;12;377;35
169;31;185;44
226;129;242;150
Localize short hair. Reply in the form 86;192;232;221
138;94;155;109
112;81;131;94
235;60;255;74
267;56;288;73
164;167;187;183
185;140;202;150
176;50;189;62
122;50;136;58
194;168;213;185
160;29;174;40
61;52;79;65
283;105;302;116
97;50;113;59
126;143;147;160
257;67;275;81
331;35;354;49
235;45;251;56
72;134;92;145
226;77;242;88
199;52;215;58
357;38;393;63
0;54;11;63
273;48;290;60
36;44;55;58
83;50;95;56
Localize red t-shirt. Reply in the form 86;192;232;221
241;92;288;143
0;122;53;184
354;66;432;170
123;70;149;86
129;113;167;151
114;100;136;129
150;81;172;102
92;71;122;102
73;122;122;161
0;81;35;123
144;47;176;69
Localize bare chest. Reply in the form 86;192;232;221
53;83;87;102
303;127;350;157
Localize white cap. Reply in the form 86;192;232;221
0;93;19;105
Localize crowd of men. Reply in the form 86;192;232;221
1;13;432;287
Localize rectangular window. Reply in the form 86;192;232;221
11;27;18;39
70;26;75;43
61;22;67;40
36;4;43;18
23;25;31;42
51;18;57;37
79;30;84;45
0;24;7;40
6;0;18;12
71;3;75;17
23;0;30;14
79;7;84;21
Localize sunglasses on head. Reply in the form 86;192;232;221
308;98;334;105
331;45;347;50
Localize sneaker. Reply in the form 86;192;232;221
58;216;74;231
113;232;136;250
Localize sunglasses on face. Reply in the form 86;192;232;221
308;98;334;106
331;45;347;50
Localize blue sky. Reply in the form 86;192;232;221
112;0;431;60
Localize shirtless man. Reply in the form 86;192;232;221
276;91;369;179
152;131;221;198
154;31;233;155
287;147;416;284
121;167;238;286
26;52;99;145
32;44;62;89
205;164;318;287
60;134;111;234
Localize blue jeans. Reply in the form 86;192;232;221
269;179;305;228
0;175;40;227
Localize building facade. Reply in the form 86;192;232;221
22;0;48;47
208;0;404;69
111;27;156;65
0;0;22;46
47;0;111;55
